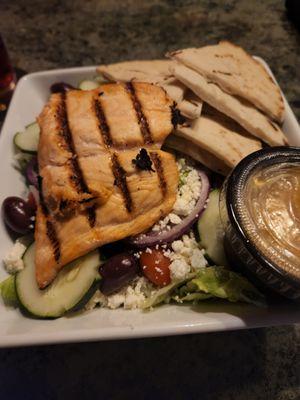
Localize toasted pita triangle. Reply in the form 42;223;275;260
165;134;230;176
160;78;185;104
168;41;284;123
97;59;173;83
171;63;287;146
175;105;262;169
97;60;185;103
177;91;203;119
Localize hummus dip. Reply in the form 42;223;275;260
241;163;300;281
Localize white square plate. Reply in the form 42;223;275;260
0;59;299;348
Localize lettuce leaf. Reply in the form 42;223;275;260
141;273;196;309
13;152;33;173
173;267;266;307
142;267;265;309
0;276;18;306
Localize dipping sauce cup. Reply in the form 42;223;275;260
221;147;300;301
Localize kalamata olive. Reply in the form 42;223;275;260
50;82;75;94
101;240;131;259
99;253;139;296
2;196;35;234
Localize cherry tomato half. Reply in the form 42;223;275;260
140;248;171;287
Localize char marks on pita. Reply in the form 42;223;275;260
168;41;284;123
175;104;262;169
171;63;287;146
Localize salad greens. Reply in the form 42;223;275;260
142;266;266;309
141;273;197;309
173;267;266;307
178;170;190;188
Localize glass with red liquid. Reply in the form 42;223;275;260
0;35;16;103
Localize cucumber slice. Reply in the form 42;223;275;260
16;243;101;318
14;122;40;153
198;189;228;266
78;80;100;90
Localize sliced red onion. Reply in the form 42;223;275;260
129;169;210;248
28;185;40;205
25;156;38;188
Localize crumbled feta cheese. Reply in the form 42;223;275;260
152;217;168;232
107;293;126;309
168;213;182;224
152;158;202;232
173;169;201;217
191;248;207;270
3;241;27;274
171;240;184;253
168;232;208;281
162;248;171;258
85;289;126;310
169;258;190;280
124;286;145;309
85;290;108;310
85;277;154;311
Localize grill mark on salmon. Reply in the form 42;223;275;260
46;220;61;263
87;205;97;228
38;175;49;217
69;160;89;194
59;200;69;212
56;92;90;194
150;152;167;196
94;97;113;147
38;175;61;263
111;153;133;212
125;82;153;144
79;197;97;204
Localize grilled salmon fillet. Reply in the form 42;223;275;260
36;82;178;288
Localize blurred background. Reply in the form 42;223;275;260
0;0;299;399
0;0;299;117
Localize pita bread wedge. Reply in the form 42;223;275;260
97;59;173;83
160;77;185;104
171;63;287;146
165;135;230;176
175;105;262;169
178;91;203;119
97;60;185;103
168;41;284;123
